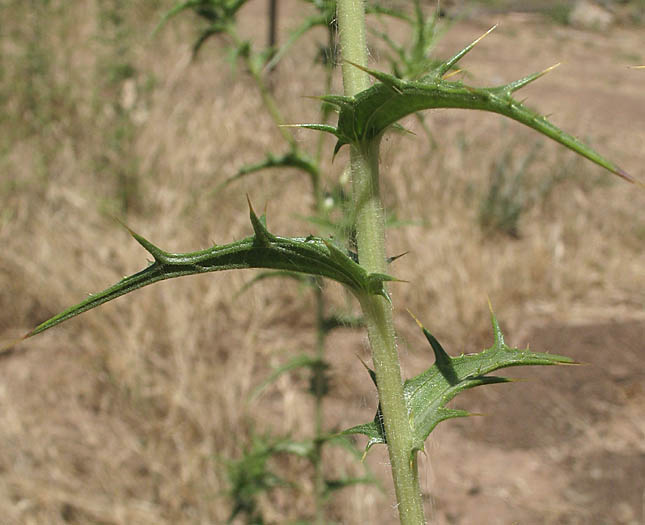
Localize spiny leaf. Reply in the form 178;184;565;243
152;0;204;36
306;32;635;183
217;150;319;192
343;308;574;454
155;0;249;58
285;123;340;138
11;202;397;345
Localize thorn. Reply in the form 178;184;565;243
333;139;345;159
487;298;505;347
439;25;497;76
357;356;378;386
408;311;455;376
506;63;561;93
246;193;255;215
315;94;354;108
486;295;494;314
614;167;641;185
628;65;645;69
114;216;166;263
356;355;372;372
442;68;463;80
387;251;409;263
247;194;273;244
343;59;369;73
406;309;424;330
391;123;415;136
0;333;29;355
344;60;403;94
558;360;583;366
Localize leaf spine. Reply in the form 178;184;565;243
437;24;497;76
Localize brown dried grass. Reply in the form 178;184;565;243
0;1;643;523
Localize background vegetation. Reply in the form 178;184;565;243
1;0;643;523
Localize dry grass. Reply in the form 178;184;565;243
1;1;643;523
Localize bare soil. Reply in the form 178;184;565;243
426;319;645;524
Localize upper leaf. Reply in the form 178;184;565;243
343;309;575;454
307;30;634;183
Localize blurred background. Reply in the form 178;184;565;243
1;0;643;523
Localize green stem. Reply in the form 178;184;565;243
336;0;426;523
228;28;296;147
337;0;370;94
313;281;326;525
229;24;330;522
314;24;336;167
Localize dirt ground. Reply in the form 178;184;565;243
424;319;645;524
1;2;644;524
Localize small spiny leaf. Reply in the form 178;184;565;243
344;306;574;456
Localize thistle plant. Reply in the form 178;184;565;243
4;1;639;524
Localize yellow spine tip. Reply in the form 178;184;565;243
442;68;463;80
543;62;561;75
486;296;494;314
477;24;498;44
246;193;255;213
0;333;29;355
406;309;424;330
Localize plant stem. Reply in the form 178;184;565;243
228;28;296;147
337;0;370;94
313;281;326;525
228;24;331;521
336;0;426;523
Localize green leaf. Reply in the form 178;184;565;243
216;150;319;193
343;308;574;454
250;354;325;400
310;30;634;183
154;0;250;58
224;433;293;524
12;201;396;344
152;0;204;36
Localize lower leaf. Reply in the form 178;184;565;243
343;307;574;454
